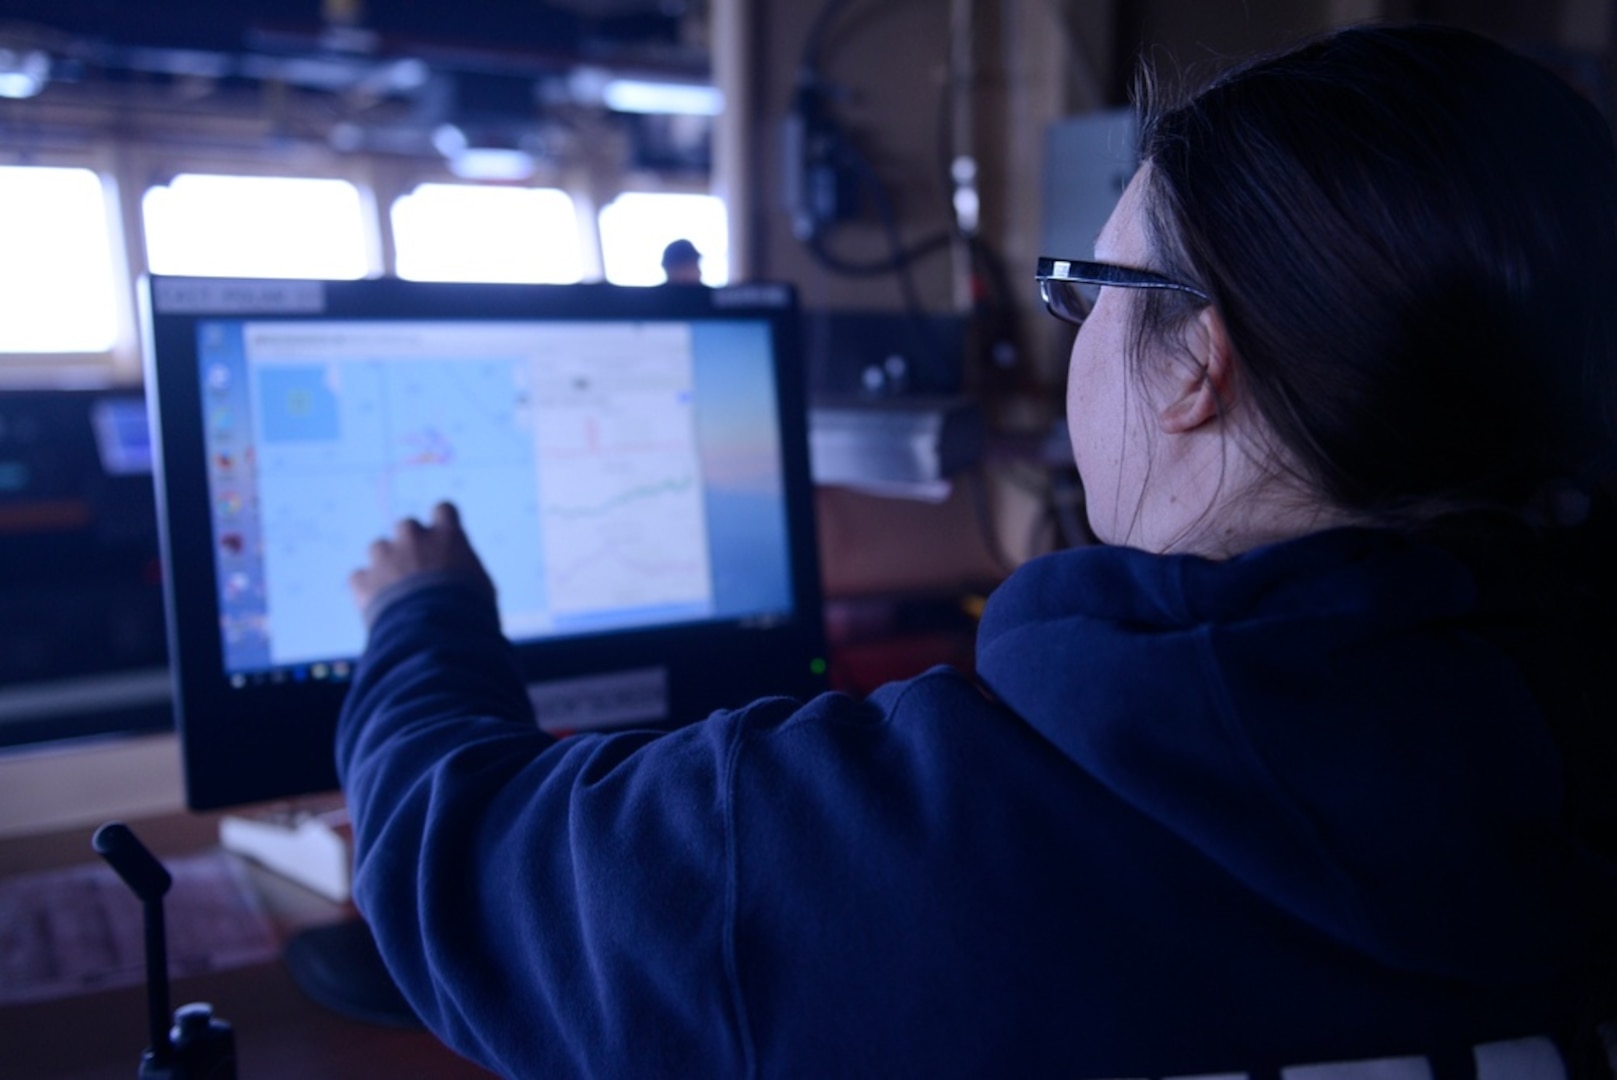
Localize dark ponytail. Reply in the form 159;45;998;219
1131;28;1617;1054
1136;24;1617;525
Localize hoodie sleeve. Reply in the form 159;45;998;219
334;581;760;1077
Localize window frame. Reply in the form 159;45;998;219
596;184;731;287
0;145;140;384
0;122;727;389
136;157;382;284
389;178;592;285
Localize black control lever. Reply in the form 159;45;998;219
93;821;238;1080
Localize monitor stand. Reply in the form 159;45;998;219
284;920;421;1029
218;800;420;1029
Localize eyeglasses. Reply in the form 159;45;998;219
1036;256;1210;327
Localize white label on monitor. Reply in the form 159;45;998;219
712;283;790;309
527;666;669;734
153;278;327;315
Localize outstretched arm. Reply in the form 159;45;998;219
335;500;750;1076
348;501;496;628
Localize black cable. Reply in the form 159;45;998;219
840;134;926;311
1027;501;1058;560
806;227;954;278
795;71;957;281
967;466;1018;575
793;32;953;370
795;0;959;284
794;0;1083;571
801;0;861;79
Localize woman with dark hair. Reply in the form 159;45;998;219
340;24;1617;1079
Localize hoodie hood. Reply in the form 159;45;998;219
976;526;1615;985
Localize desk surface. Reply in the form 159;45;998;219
0;809;492;1080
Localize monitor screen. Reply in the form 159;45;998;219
0;390;169;750
145;276;827;810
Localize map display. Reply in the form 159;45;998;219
530;348;711;623
236;321;715;666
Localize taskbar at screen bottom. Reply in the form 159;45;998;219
227;660;354;689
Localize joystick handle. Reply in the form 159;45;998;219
93;822;175;1068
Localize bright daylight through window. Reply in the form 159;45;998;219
392;184;585;284
599;192;728;286
142;174;369;280
0;166;120;353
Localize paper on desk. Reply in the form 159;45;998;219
0;850;278;1006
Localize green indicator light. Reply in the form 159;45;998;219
809;657;828;677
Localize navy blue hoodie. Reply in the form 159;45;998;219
336;525;1617;1078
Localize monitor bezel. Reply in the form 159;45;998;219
144;275;826;810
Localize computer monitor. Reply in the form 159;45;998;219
0;389;168;750
144;275;828;813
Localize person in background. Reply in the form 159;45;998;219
340;24;1617;1079
660;237;703;284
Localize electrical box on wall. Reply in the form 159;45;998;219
1041;108;1138;257
784;83;863;241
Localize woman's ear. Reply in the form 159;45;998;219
1159;306;1236;435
